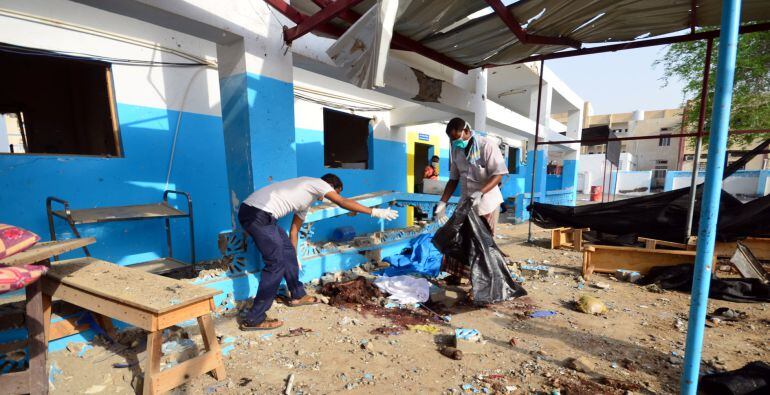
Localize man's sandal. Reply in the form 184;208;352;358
288;295;322;307
239;318;284;331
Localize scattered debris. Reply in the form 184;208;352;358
320;277;384;306
453;328;485;354
709;307;748;321
529;310;557;318
566;356;596;373
278;327;313;338
520;264;554;278
440;346;464;360
408;324;441;335
370;326;403;336
614;269;642;283
284;373;295;395
593;281;611;290
576;295;607;315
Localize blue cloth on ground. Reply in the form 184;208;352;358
381;234;442;277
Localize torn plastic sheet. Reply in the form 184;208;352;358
432;199;526;304
326;0;405;88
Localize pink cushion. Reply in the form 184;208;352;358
0;224;40;260
0;265;48;294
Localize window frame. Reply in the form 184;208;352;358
0;53;123;158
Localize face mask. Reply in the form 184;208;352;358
431;161;439;166
452;138;469;150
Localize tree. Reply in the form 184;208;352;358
655;30;770;146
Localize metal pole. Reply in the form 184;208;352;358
527;59;545;243
681;1;742;393
600;156;607;202
612;164;619;201
684;38;714;242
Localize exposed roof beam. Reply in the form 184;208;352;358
310;0;470;73
503;22;770;65
483;0;581;49
263;0;346;38
283;0;366;43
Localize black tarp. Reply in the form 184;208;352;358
700;361;770;395
637;264;770;303
531;139;770;244
432;200;527;304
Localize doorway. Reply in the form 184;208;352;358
413;142;434;193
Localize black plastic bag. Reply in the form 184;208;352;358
700;361;770;395
432;199;526;304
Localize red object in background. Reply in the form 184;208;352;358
590;186;603;202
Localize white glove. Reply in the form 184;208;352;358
470;191;483;206
434;201;448;225
371;208;399;221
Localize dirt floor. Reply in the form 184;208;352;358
47;222;770;394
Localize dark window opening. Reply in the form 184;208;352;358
659;136;671;146
323;108;371;169
507;146;519;174
0;48;121;156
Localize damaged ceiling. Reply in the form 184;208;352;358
287;0;770;69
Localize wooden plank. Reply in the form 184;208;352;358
582;245;715;278
639;237;688;250
46;258;218;314
25;281;48;395
143;331;162;395
53;203;185;224
49;315;90;341
42;293;51;344
0;339;26;354
42;279;155;330
198;312;226;380
0;238;95;267
150;351;223;394
689;237;770;260
0;370;30;394
154;299;212;331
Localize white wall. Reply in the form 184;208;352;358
615;171;652;194
671;174;760;196
578;153;634;190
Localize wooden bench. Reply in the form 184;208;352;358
687;237;770;260
550;227;588;251
41;258;226;395
0;238;94;395
582;244;716;279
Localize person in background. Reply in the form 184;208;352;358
423;155;440;180
238;174;399;331
434;118;508;283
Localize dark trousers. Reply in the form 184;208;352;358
238;204;306;324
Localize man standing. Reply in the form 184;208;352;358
238;174;398;330
434;118;508;282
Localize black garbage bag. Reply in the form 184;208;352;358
432;199;526;304
700;361;770;395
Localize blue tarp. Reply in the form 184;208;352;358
380;234;442;277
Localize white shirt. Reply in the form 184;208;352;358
450;135;508;215
243;177;334;220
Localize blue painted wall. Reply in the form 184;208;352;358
295;127;407;241
0;104;231;265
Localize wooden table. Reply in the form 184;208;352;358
42;258;226;394
0;238;95;395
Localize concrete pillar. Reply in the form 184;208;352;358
562;109;583;200
528;82;552;131
469;68;487;132
217;24;297;225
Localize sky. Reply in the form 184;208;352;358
546;45;688;115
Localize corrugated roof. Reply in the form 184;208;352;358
290;0;770;68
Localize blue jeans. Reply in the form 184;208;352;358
238;204;306;324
